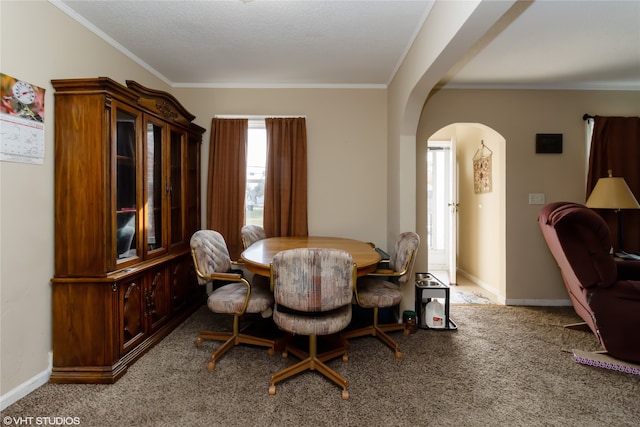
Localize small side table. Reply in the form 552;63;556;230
415;273;457;330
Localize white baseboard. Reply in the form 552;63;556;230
456;269;572;307
505;298;572;307
0;352;51;411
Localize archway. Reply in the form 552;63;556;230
385;0;517;312
419;123;506;303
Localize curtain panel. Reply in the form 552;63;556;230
264;117;309;237
587;116;640;252
206;118;248;260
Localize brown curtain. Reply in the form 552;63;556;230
264;117;308;237
587;116;640;252
206;118;248;260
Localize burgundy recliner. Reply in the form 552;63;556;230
538;201;640;363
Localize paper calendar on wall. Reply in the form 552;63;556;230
1;73;46;165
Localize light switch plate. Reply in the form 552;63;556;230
529;193;545;205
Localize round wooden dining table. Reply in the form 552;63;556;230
241;236;381;277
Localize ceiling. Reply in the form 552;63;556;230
55;0;640;90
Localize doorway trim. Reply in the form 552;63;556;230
427;138;458;285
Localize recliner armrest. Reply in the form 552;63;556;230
616;260;640;281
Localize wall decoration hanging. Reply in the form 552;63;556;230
473;140;492;194
1;73;46;164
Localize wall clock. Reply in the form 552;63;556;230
12;80;36;105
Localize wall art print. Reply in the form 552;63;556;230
473;141;492;194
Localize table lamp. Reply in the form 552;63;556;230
585;170;640;253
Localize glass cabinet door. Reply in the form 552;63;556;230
145;119;166;257
115;107;140;263
169;129;184;247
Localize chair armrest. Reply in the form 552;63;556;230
206;271;244;282
367;269;401;277
616;260;640;281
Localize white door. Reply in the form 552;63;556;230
427;138;458;285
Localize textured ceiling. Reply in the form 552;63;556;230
55;0;640;90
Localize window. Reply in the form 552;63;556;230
245;120;266;226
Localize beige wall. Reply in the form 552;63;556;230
456;126;505;299
174;87;388;245
417;89;640;304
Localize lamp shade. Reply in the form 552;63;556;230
585;173;640;210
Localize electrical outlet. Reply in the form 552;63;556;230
528;193;545;205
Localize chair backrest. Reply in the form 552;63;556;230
190;230;232;285
539;202;616;289
389;232;421;284
271;248;354;312
241;225;266;249
538;202;617;339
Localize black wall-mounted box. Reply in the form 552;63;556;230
536;133;563;153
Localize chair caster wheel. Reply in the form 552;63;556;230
394;350;403;360
341;389;349;400
281;351;288;359
403;329;410;336
206;361;216;371
267;348;275;356
268;385;276;396
194;337;203;345
342;353;349;363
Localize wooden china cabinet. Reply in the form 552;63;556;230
51;77;205;383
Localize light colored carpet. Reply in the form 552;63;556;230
427;271;496;305
2;305;639;426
